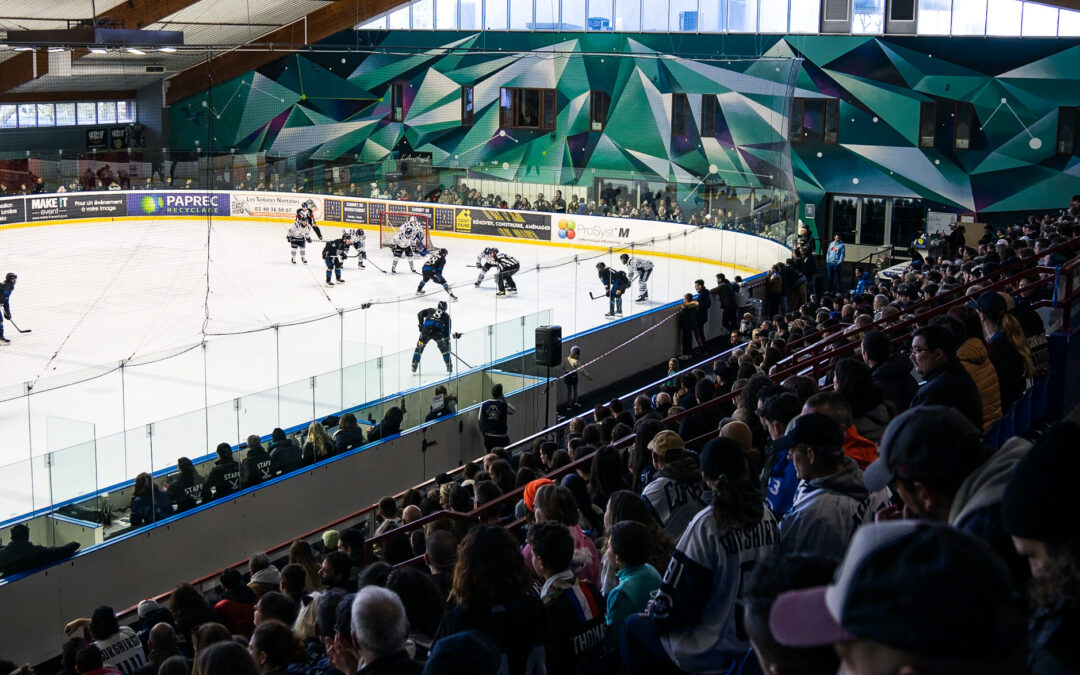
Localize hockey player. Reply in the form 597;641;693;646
481;247;519;297
411;300;453;374
390;216;428;274
322;233;352;287
597;262;629;317
474;247;497;287
287;208;323;264
620;253;654;301
0;273;15;345
416;248;458;300
343;228;367;268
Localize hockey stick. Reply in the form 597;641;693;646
588;291;609;300
9;319;30;333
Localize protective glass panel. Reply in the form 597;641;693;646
699;0;726;29
562;0;585;28
918;0;951;33
670;0;699;30
436;0;458;27
462;0;482;27
852;0;885;32
1022;1;1057;35
46;416;97;506
151;409;208;473
587;0;614;28
642;0;669;28
950;0;985;33
728;0;758;30
278;377;314;437
759;0;789;31
414;0;435;27
1059;7;1080;35
511;0;533;28
615;0;642;29
388;5;411;28
536;0;559;27
986;0;1021;34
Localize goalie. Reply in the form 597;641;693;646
390;216;428;274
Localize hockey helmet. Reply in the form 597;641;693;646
437;300;448;311
596;262;606;269
440;248;448;256
302;199;316;210
482;247;494;256
4;273;15;283
342;232;352;240
490;248;499;255
619;253;630;263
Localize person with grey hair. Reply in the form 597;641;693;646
350;586;422;674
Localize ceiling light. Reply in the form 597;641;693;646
13;46;33;51
158;46;176;53
90;48;108;54
126;48;146;55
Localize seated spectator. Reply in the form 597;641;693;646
861;329;918;413
241;435;271;488
130;472;173;527
908;323;983;429
367;407;404;443
332;413;366;454
248;620;302;674
301;421;335;466
247;554;281;598
289;540;322;592
770;522;1024;675
621;437;778;675
864;405;1030;584
167;457;206;512
64;606;149;675
254;592;299;628
523;484;600;585
75;645;123;675
191;640;259;675
134;624;185;675
743;552;840;675
802;392;878;470
0;522;80;578
279;564;308;606
974;291;1033;411
758;392;803;518
942;310;1003;431
338;528;366;578
170;583;214;657
268;428;302;477
600;491;673;595
192;623;231;659
425;385;458;422
386;567;446;655
604;521;663;650
641;431;705;542
205;443;241;500
833;358;890;444
528;522;606;674
588;445;629;509
1002;421;1080;673
424;530;458;603
343;587;422;675
774;414;881;559
320;551;357;593
433;526;548;674
213;568;256;638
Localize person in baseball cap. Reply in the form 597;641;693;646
1002;421;1080;673
774;414;879;560
642;430;704;541
864;405;1029;583
769;521;1025;674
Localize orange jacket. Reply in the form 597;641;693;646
843;425;878;470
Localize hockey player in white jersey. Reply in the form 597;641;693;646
620;253;654;301
390;217;427;274
476;247;519;296
287;205;323;264
342;228;367;268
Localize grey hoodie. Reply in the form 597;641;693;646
951;436;1030;527
779;457;889;560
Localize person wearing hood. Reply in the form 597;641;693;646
941;310;1003;431
1002;421;1080;674
864;405;1029;586
861;330;918;413
776;414;886;560
267;428;302;477
641;430;705;542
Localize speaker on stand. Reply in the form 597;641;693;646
535;326;562;430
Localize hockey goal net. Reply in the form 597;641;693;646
379;211;432;249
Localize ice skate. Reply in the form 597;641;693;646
496;290;506;297
448;293;458;301
604;312;615;318
0;336;9;345
636;293;648;302
415;289;426;296
446;363;453;374
302;257;308;264
358;261;365;268
291;258;297;264
325;280;334;287
410;363;418;373
474;281;481;287
335;277;345;284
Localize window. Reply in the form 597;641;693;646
1060;7;1080;35
1057;107;1078;155
700;0;727;30
499;87;557;129
701;95;717;137
18;104;37;127
986;0;1021;35
390;83;404;122
790;99;805;142
55;103;76;126
951;0;986;33
587;0;614;29
918;0;951;33
954;102;974;150
388;4;410;28
461;87;475;126
0;105;16;129
117;101;136;123
563;0;586;28
536;0;558;28
643;0;669;29
670;0;698;30
918;102;936;148
729;0;758;30
824;98;839;143
510;0;532;28
789;0;821;30
615;0;642;30
1022;1;1058;35
97;101;117;124
414;0;435;28
853;0;885;32
590;90;611;131
436;0;458;28
484;0;507;29
790;98;839;143
759;0;789;31
671;93;689;137
461;0;481;28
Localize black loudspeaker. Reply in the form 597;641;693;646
535;325;563;367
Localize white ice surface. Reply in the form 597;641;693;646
0;216;746;519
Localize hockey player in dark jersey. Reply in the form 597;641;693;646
597;262;629;317
478;247;519;296
322;233;352;287
0;272;15;345
416;248;458;300
412;300;453;374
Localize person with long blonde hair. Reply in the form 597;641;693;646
974;292;1033;411
302;421;334;466
288;539;321;592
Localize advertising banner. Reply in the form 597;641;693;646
0;198;25;226
453;207;551;240
342;200;368;225
85;129;107;150
127;192;230;218
432;206;455;232
323;199;343;222
27;193;128;222
550;213;645;246
230;192;315;219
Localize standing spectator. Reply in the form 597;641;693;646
604;521;663;650
478;384;515;450
826;234;845;294
433;526;548;675
861;330;918;413
64;606;149;675
641;431;705;542
0;523;80;577
1002;421;1080;673
764;264;783;317
677;293;698;360
528;522;606;674
864;405;1030;584
621;437;779;674
692;279;711;351
941;310;1002;431
712;273;737;331
347;587;422;674
908;323;983;430
769;522;1024;675
774;414;880;560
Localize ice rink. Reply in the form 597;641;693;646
0;214;748;518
